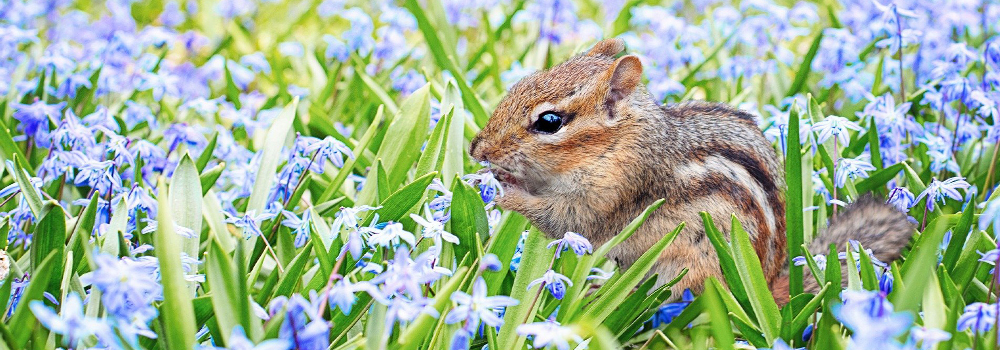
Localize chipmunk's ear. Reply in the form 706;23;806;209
607;55;642;103
587;38;625;57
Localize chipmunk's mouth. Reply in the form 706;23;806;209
482;166;529;194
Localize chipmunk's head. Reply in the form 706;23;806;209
470;38;650;212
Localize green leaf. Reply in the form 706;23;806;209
223;60;242;109
942;207;975;271
30;203;65;295
207;237;262;345
855;163;904;194
415;107;452;178
318;106;385;203
154;177;197;350
102;199;128;257
583;223;685;326
704;278;736;350
247;97;298;214
0;120;30;172
729;215;781;343
200;163;226;196
402;0;490;125
701;212;753;318
374;84;431;189
784;104;804;296
271;241;313;299
449;176;490;262
355;62;400;116
484;212;529;295
497;228;555;350
196;133;219;172
785;31;824;97
789;282;829;340
363;172;437;225
9;251;56;348
170;154;203;274
9;156;42;218
893;214;954;313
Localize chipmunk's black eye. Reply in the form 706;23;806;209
532;112;564;134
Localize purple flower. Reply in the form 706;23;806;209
279;293;329;350
462;172;504;203
30;293;109;347
80;254;161;327
516;320;583;350
979;199;1000;232
915;177;970;211
886;187;915;212
527;270;573;300
481;253;502;272
813;115;863;144
445;277;518;332
834;155;876;188
957;302;998;334
299;136;354;171
279;210;311;248
326;280;387;315
225;210;276;240
546;231;593;258
365;222;416;248
12;101;64;140
411;212;459;246
833;290;912;348
651;289;694;327
909;326;951;349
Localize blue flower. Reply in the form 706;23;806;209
481;253;503;272
886;186;915;212
225;210;277;240
915;177;970;211
80;253;161;337
12;101;64;140
957;302;998;334
30;293;109;347
651;289;694;327
325;279;386;315
546;231;593;258
516;320;583;350
812;115;863;145
365;222;416;248
834;155;876;188
510;230;529;272
462;172;504;203
279;293;329;350
832;290;912;348
200;326;291;350
411;211;459;246
445;277;518;334
281;210;311;248
528;270;573;300
909;326;951;349
979;199;1000;232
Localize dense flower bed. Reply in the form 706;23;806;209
0;0;999;349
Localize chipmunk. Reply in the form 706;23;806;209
469;38;914;304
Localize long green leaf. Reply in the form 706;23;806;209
170;154;203;280
729;215;781;343
154;177;197;350
247;97;298;214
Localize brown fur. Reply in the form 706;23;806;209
470;38;914;302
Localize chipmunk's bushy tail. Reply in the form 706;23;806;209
772;195;916;304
